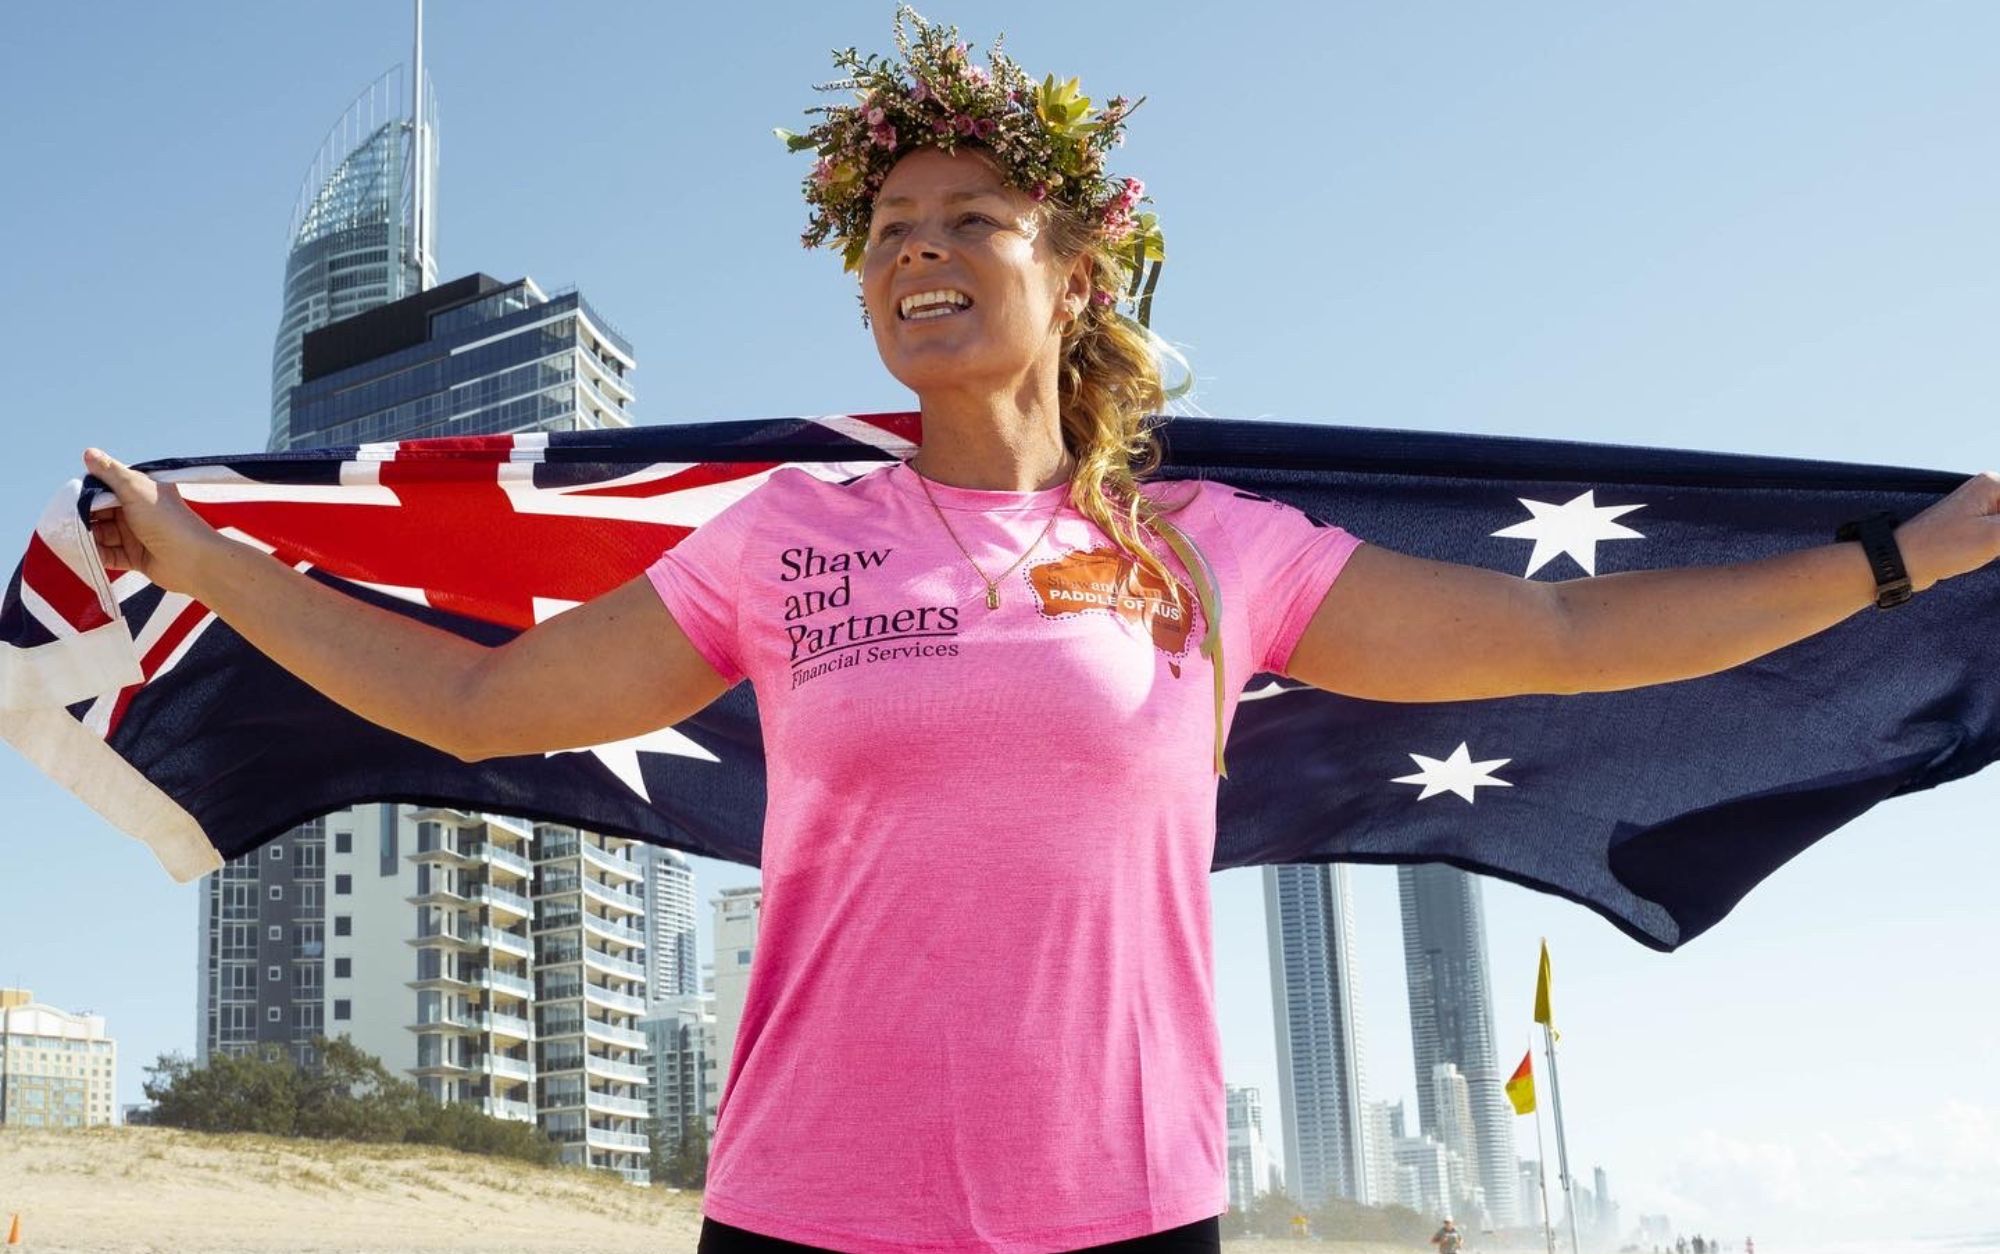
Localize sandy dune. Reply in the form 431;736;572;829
0;1125;1414;1253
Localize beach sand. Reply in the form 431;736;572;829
0;1125;1418;1253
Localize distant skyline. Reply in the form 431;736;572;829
2;4;1995;1245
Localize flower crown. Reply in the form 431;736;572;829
777;6;1167;327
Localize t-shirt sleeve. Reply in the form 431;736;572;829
642;482;767;686
1202;480;1366;676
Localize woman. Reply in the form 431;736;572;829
79;10;1997;1254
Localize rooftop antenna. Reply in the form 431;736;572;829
409;0;431;288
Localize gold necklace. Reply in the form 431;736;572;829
907;459;1067;610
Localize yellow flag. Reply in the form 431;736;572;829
1532;940;1554;1028
1504;1050;1536;1115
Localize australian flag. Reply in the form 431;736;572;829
2;414;1993;951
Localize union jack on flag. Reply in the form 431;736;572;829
3;414;1995;950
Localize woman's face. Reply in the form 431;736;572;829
859;146;1088;399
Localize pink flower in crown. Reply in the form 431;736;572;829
932;117;953;136
1030;182;1049;201
972;116;997;140
967;64;989;84
871;124;899;150
954;113;976;136
811;155;836;187
911;79;931;104
1116;176;1146;207
866;106;886;126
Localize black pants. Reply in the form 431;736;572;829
696;1213;1222;1253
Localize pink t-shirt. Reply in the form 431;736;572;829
645;461;1363;1253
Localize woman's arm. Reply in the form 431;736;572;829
84;449;730;763
1287;470;2000;702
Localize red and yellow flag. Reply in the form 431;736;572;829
1505;1049;1536;1115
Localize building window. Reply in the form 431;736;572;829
335;874;352;896
269;844;285;860
335;831;352;854
333;1000;351;1021
334;916;351;937
267;1007;282;1022
268;965;282;982
268;885;283;902
268;925;282;941
334;958;351;979
737;949;751;964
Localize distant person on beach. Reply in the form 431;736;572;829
75;6;2000;1254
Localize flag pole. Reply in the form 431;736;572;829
1531;1035;1556;1254
1537;939;1582;1254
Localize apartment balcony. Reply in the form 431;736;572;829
586;1089;651;1119
409;925;480;952
585;1126;650;1153
481;1096;535;1123
584;1019;647;1051
474;884;532;918
582;912;645;949
411;1057;473;1078
480;927;534;959
408;840;472;868
540;1052;586;1076
409;883;473;908
538;1088;586;1113
583;947;645;981
479;1010;535;1041
582;877;644;918
475;813;532;840
582;841;643;884
584;982;646;1015
408;1010;481;1035
473;968;535;999
586;1054;650;1085
407;968;474;993
478;1053;535;1082
616;1166;652;1187
467;842;533;879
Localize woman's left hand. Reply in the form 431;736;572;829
1893;470;2000;593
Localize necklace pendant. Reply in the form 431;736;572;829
984;586;1001;610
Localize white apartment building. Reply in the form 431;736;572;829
0;989;117;1128
1225;1085;1272;1213
638;846;699;1006
710;885;762;1100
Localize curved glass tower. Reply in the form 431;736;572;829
269;63;437;450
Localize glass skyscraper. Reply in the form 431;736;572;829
288;272;634;446
1398;864;1521;1227
269;62;436;451
1263;863;1369;1211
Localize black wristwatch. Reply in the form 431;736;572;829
1835;510;1913;609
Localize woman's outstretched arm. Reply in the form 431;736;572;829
1287;471;2000;702
82;448;730;762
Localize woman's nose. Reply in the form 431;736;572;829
898;230;946;265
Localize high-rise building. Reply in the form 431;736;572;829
1593;1165;1618;1243
1392;1134;1451;1219
1263;863;1368;1211
269;26;435;451
641;993;716;1157
1225;1085;1272;1213
1519;1158;1545;1228
1359;1100;1402;1210
197;272;645;1181
0;990;117;1128
639;846;699;1005
711;886;763;1096
1399;865;1521;1227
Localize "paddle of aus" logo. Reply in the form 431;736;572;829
1027;547;1196;676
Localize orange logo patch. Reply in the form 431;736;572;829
1028;547;1193;672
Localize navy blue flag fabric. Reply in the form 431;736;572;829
2;413;1993;950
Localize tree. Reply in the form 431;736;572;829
144;1044;299;1135
663;1118;709;1188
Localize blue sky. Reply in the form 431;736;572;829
2;2;1995;1244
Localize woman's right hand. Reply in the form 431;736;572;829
82;448;222;598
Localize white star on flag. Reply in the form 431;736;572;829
546;726;718;805
1391;741;1515;804
1491;489;1646;576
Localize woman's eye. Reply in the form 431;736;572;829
875;223;907;240
957;214;994;227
